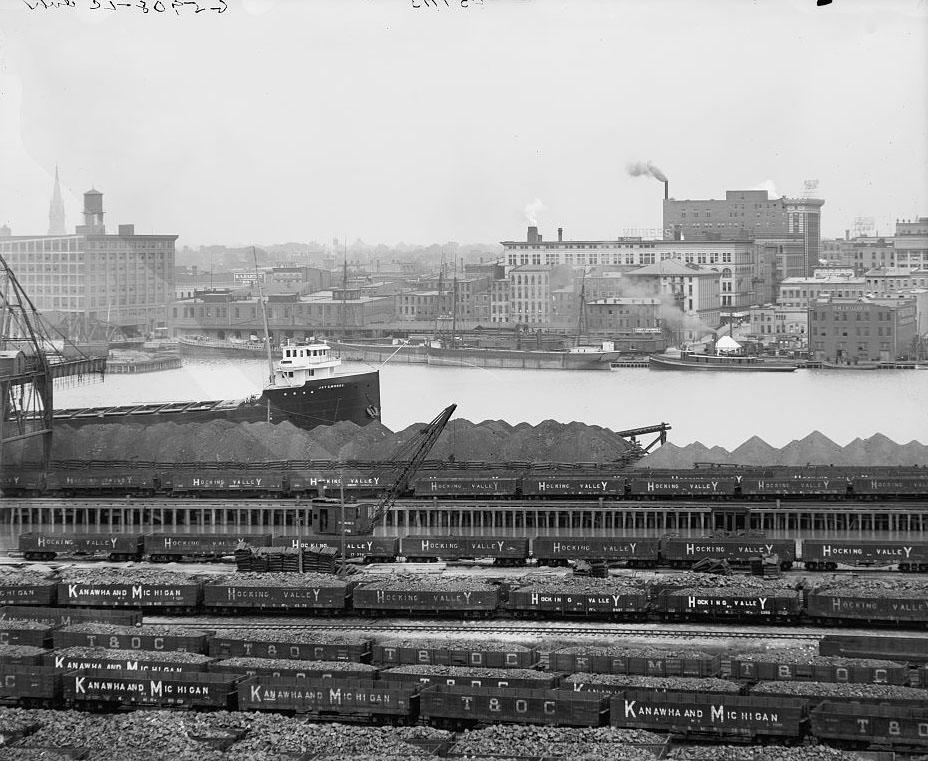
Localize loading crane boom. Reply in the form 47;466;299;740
312;403;457;536
359;402;457;534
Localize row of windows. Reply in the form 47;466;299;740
509;251;744;267
0;239;171;253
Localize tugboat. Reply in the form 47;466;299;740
648;336;797;372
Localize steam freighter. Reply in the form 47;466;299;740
53;339;381;431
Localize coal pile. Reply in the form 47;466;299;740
636;430;928;468
27;416;638;466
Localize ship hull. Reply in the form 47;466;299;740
53;369;381;430
177;338;277;358
426;346;619;370
329;340;428;364
648;354;796;372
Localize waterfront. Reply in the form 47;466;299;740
54;356;928;450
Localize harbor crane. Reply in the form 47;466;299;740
312;403;457;537
0;255;107;469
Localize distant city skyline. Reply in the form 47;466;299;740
1;0;925;248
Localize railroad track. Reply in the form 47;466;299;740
146;617;823;640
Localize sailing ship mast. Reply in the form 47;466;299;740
253;247;275;387
451;257;458;348
340;240;348;340
575;269;588;348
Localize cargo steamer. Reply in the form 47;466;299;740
649;349;797;372
53;339;381;431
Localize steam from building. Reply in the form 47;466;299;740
523;198;546;226
601;274;715;338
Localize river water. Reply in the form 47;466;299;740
54;356;928;449
1;359;923;549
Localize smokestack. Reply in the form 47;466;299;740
527;226;538;244
558;227;563;242
664;181;668;200
845;229;850;240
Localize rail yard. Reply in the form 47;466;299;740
2;414;927;756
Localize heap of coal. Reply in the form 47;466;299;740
633;431;928;468
26;418;638;465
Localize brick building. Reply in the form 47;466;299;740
663;189;823;278
809;298;917;364
0;189;176;340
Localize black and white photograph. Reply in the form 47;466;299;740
0;0;927;757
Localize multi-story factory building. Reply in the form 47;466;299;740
663;189;824;278
810;298;917;364
0;188;176;340
500;226;775;316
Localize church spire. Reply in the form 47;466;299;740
48;165;66;235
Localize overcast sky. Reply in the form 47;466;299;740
1;0;926;249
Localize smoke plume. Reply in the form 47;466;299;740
604;274;715;339
626;160;667;183
523;198;546;226
750;179;780;199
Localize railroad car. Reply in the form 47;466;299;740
532;536;659;567
0;623;53;648
655;589;803;623
352;584;500;618
0;470;46;497
0;664;61;707
202;578;350;614
627;476;738;499
819;634;928;664
18;532;143;562
271;535;399;563
811;701;928;750
52;626;209;654
0;605;142;628
740;477;850;499
238;675;421;723
802;539;928;572
506;585;649;621
208;634;372;663
806;590;928;627
142;533;272;562
45;649;211;675
851;475;928;500
728;657;910;686
169;473;286;498
660;537;796;569
520;476;625;499
0;580;58;607
610;691;806;742
411;477;519;498
62;669;239;710
420;685;609;729
57;579;203;611
372;641;537;670
400;535;529;565
549;649;721;678
380;666;559;691
43;469;156;497
209;658;378;681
